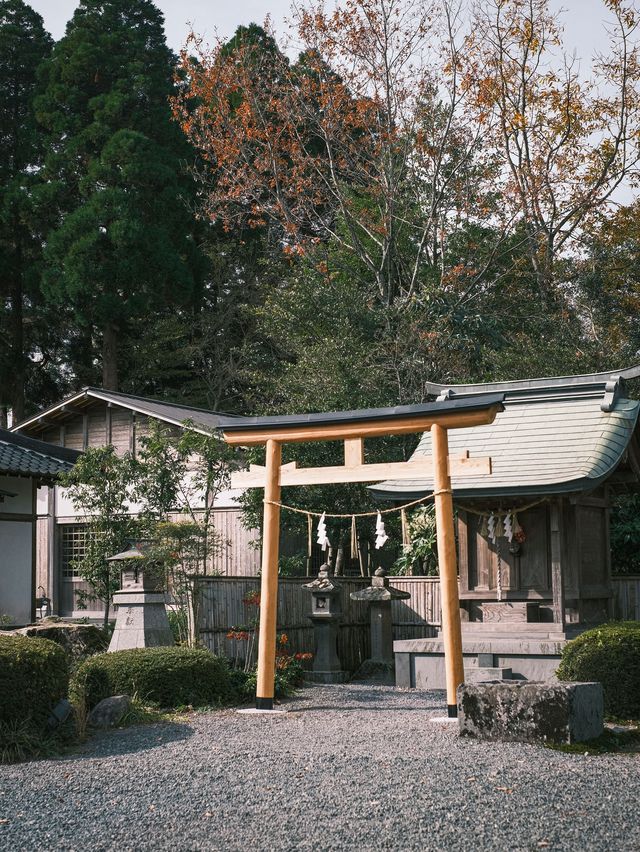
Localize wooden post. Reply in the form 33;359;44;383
550;499;566;629
255;439;282;709
432;424;464;717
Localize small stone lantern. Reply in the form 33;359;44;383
107;541;174;652
350;568;410;682
302;563;348;683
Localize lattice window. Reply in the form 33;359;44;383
60;525;90;579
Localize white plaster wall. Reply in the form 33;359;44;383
54;477;245;517
0;519;32;625
36;485;49;515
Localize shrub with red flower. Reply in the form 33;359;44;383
242;590;261;607
226;629;251;641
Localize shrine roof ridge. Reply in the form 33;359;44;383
424;365;640;411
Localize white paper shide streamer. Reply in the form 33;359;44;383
375;511;388;549
504;512;514;542
316;512;330;551
487;513;497;544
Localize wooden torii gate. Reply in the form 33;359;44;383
219;394;503;717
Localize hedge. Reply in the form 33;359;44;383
70;647;235;709
0;634;68;729
557;621;640;719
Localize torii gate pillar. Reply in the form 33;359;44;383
432;424;464;716
255;439;282;709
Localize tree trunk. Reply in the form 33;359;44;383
103;597;110;632
9;242;25;424
102;322;119;390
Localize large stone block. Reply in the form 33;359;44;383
457;681;604;744
15;620;108;661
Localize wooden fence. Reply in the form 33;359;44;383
612;576;640;621
195;574;640;673
195;576;440;673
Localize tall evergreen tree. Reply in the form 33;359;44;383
36;0;205;390
0;0;52;424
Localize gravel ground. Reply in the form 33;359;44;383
1;683;638;852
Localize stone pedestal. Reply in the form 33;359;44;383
457;681;604;744
106;541;174;652
350;568;410;682
108;591;174;652
303;564;348;683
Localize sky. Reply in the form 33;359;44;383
28;0;619;63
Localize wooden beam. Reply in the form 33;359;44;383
255;439;282;710
231;454;491;488
221;405;502;446
344;438;364;467
432;424;465;718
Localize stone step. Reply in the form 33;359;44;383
464;666;512;683
459;633;567;642
462;622;559;633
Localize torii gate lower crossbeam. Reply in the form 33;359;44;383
219;395;504;717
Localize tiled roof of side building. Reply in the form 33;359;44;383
12;388;241;436
0;428;80;479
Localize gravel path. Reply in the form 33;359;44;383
1;684;638;852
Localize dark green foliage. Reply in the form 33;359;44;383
70;647;235;709
233;657;306;701
610;494;640;576
0;634;68;730
0;0;53;422
36;0;205;390
58;446;140;628
557;622;640;720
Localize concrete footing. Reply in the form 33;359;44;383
457;681;604;744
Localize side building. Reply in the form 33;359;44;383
0;429;79;625
13;388;264;619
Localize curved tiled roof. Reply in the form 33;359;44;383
372;380;640;500
0;429;80;479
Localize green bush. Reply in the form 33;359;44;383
557;621;640;719
235;656;306;702
70;646;235;710
0;635;69;729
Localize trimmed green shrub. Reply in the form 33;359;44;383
557;621;640;719
235;656;306;702
70;647;234;710
0;635;69;729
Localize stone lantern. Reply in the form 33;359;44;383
302;563;348;683
107;541;174;652
350;568;410;682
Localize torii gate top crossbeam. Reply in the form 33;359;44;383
217;394;505;445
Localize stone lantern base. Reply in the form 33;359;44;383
108;590;174;652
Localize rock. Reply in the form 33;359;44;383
457;680;604;744
14;621;109;661
88;695;132;729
